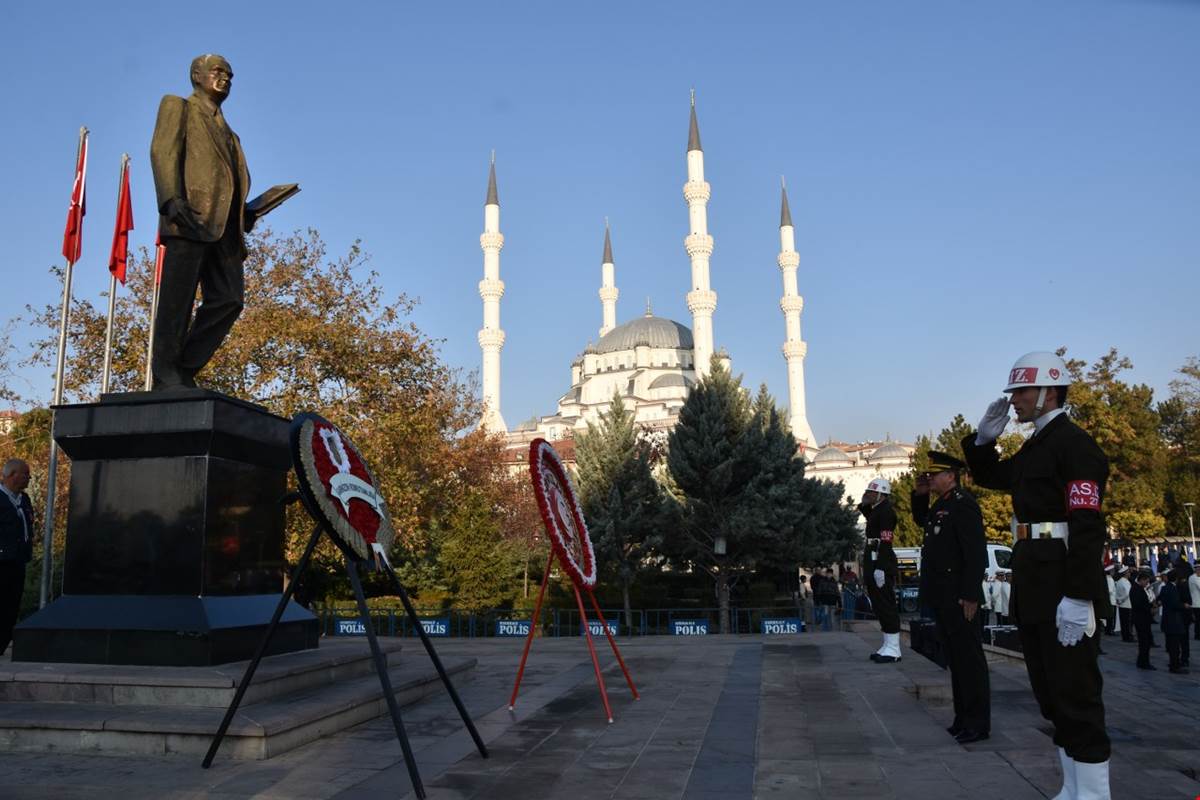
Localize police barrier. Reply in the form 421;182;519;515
761;617;803;635
581;619;620;637
317;606;830;638
334;617;367;636
495;619;531;637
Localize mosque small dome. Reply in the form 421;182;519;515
869;442;910;461
812;445;853;465
649;374;693;390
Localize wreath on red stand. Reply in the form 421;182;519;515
528;438;597;589
291;412;396;561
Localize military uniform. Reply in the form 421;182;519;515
860;499;900;636
913;472;990;738
962;413;1111;763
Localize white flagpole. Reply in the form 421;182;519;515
41;126;87;608
144;241;163;391
100;154;129;395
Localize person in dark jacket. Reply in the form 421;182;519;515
1129;571;1156;670
1160;566;1191;674
860;478;901;662
913;450;990;744
963;352;1112;800
0;458;34;656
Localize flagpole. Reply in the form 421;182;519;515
101;154;129;395
144;239;163;391
41;126;87;609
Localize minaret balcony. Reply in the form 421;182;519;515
777;251;799;269
782;340;808;359
684;234;714;258
686;289;718;315
478;278;506;300
682;181;711;204
598;287;619;302
477;328;506;349
479;232;505;251
779;296;804;314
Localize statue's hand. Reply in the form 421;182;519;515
164;197;202;233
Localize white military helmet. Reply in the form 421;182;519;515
866;477;891;495
1004;351;1071;392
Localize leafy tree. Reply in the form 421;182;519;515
1062;347;1169;538
1160;357;1200;537
575;392;665;631
437;491;522;612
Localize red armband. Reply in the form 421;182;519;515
880;530;894;543
1067;480;1101;511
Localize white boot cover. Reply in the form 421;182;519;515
1051;747;1076;800
1073;759;1110;800
879;632;901;659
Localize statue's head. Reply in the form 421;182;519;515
189;54;233;104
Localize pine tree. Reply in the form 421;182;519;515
575;392;665;631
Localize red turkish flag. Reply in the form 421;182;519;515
61;129;88;265
107;160;133;284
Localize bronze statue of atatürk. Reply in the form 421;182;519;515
149;54;296;391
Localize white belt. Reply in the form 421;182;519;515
1011;518;1069;546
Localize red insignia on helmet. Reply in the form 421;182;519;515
1067;480;1101;511
1048;368;1061;380
880;530;894;543
1009;367;1037;385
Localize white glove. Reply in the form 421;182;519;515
874;569;885;588
1055;597;1093;647
975;397;1011;444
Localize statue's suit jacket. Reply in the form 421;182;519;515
150;91;250;253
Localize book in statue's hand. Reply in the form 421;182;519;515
246;183;300;217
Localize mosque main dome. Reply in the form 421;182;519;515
594;314;693;354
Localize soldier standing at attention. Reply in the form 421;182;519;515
859;478;901;663
963;351;1112;800
912;451;990;744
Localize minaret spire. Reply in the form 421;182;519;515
777;176;815;450
478;154;506;432
598;220;618;337
683;92;716;376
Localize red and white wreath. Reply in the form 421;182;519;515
528;438;597;589
292;413;396;561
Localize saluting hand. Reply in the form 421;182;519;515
975;397;1011;444
959;598;978;622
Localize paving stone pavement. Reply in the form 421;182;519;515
1;628;1198;799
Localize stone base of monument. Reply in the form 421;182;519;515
13;389;319;666
0;639;476;759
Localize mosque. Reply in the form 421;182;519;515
474;97;913;503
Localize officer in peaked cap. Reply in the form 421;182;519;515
859;478;901;663
963;351;1111;799
912;449;991;744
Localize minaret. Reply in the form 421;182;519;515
778;178;815;450
683;91;717;377
478;154;507;432
599;220;618;337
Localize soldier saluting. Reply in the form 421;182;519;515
859;478;901;663
962;351;1111;800
912;450;990;744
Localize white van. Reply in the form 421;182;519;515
892;543;1013;582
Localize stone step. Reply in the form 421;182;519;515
0;644;476;760
0;639;399;708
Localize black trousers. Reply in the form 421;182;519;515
935;603;990;733
1104;610;1116;635
0;561;26;655
152;232;244;387
868;579;901;634
1193;608;1200;640
1134;618;1153;667
1166;633;1186;669
1118;608;1133;642
1017;622;1110;763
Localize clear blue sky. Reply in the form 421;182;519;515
2;0;1197;443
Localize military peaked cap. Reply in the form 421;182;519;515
926;450;966;472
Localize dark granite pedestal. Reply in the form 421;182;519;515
13;390;319;666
